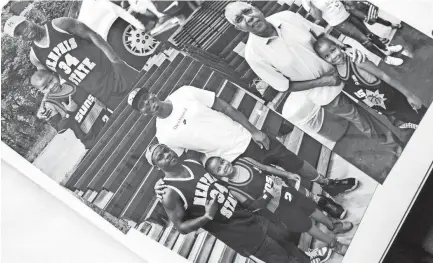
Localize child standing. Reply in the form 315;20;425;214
205;156;356;255
314;35;426;130
303;0;404;66
343;1;403;30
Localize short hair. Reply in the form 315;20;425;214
224;1;255;25
129;88;151;111
204;156;218;174
31;69;52;88
313;34;338;54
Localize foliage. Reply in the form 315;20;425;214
1;1;79;158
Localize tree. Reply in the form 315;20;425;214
1;1;80;158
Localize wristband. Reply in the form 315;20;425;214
204;213;214;220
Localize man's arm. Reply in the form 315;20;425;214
212;97;257;134
307;1;323;21
212;97;270;149
243;157;301;181
53;17;123;63
290;76;337;92
29;49;47;70
161;189;216;234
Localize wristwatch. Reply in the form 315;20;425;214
204;213;214;220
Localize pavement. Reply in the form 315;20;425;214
312;153;379;263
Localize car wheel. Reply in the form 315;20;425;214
107;18;160;71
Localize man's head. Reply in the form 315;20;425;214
313;35;345;65
204;156;234;179
4;16;42;41
128;88;162;116
146;143;180;171
225;2;268;35
31;70;61;94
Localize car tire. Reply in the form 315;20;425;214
107;18;159;71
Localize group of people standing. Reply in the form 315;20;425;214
3;0;429;262
226;1;426;151
4;14;139;149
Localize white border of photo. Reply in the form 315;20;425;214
342;1;433;262
2;1;433;263
1;144;190;263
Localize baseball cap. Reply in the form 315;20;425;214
128;87;149;111
4;15;26;37
145;143;161;166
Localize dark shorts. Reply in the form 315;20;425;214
274;186;316;233
239;136;304;173
253;215;310;263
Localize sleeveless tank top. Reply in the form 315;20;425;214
50;85;111;145
164;160;265;255
226;158;290;213
32;21;115;103
338;57;397;115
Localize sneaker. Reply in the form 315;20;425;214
331;241;349;255
330;221;354;235
399;122;418;129
317;195;347;220
306;247;333;263
391;23;403;30
384;56;404;66
383;44;403;55
321;178;359;197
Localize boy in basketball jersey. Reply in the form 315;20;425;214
32;70;111;149
146;143;332;263
4;15;140;110
205;156;352;255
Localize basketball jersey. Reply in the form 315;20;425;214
51;84;111;147
32;21;115;104
227;158;297;213
164;159;266;255
339;57;398;115
339;58;425;124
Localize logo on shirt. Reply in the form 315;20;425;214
173;108;187;130
75;94;96;123
353;88;387;109
45;37;97;86
193;173;238;219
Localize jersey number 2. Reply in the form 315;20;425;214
284;192;292;202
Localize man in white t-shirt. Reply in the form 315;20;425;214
224;2;389;142
128;85;359;196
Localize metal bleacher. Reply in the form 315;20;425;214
65;1;337;262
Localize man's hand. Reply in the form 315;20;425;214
204;198;218;220
265;180;280;198
154;179;167;201
37;102;55;120
283;172;301;182
62;95;78;112
345;47;367;64
251;130;270;150
406;93;423;111
318;70;341;87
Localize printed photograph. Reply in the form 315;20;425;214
1;1;432;263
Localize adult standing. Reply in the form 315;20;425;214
4;15;139;110
147;143;331;263
128;85;359;196
224;2;392;143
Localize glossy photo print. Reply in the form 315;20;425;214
1;1;433;263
